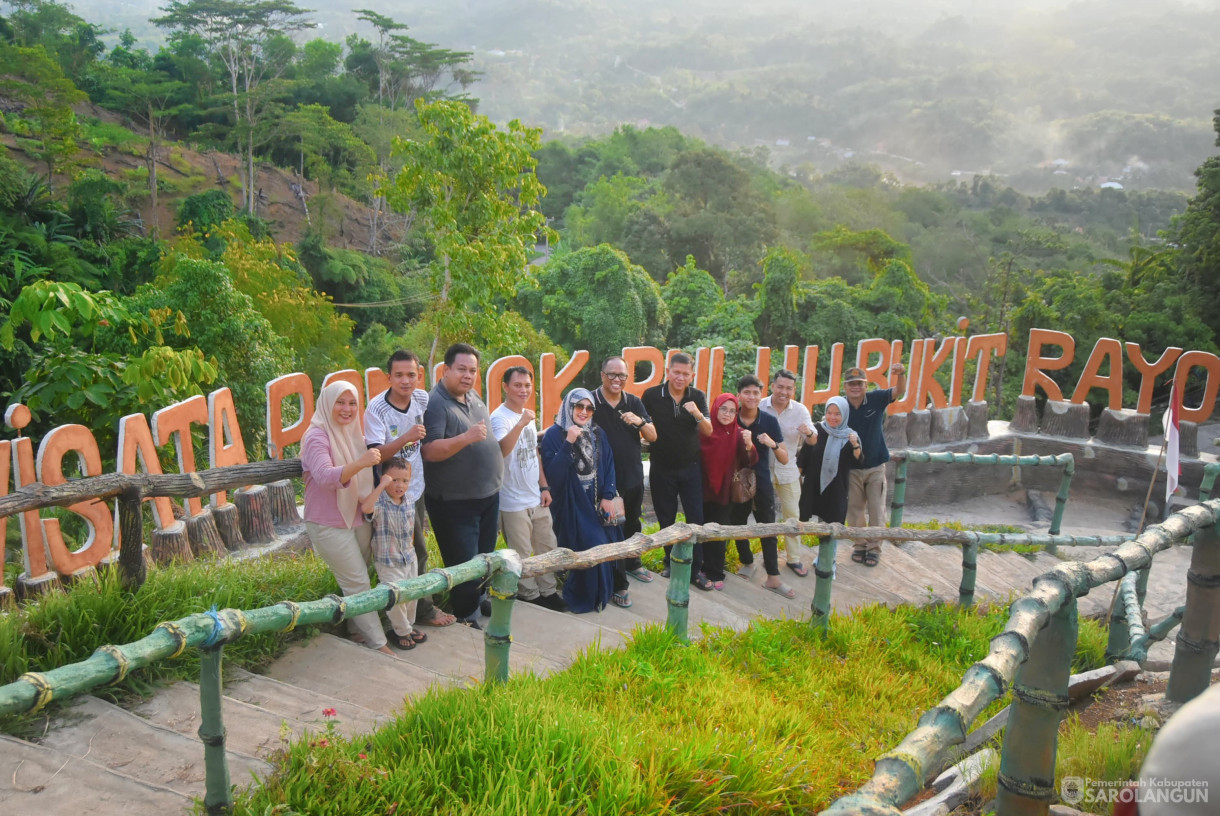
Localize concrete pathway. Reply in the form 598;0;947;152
0;529;1201;814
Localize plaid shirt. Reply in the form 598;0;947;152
367;491;416;568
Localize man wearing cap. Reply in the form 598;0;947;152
843;362;906;567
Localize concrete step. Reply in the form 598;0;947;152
896;542;1005;600
599;574;753;634
37;695;270;798
978;551;1043;594
223;667;388;734
264;634;454;715
0;733;193;816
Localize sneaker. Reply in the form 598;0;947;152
533;593;568;613
661;567;671;579
479;598;492;617
459;616;482;631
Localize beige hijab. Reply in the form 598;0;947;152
311;381;373;528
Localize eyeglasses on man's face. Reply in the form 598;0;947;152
602;372;629;381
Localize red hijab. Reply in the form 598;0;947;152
700;393;742;497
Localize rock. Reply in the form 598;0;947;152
1026;489;1054;522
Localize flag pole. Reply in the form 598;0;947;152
1102;436;1166;629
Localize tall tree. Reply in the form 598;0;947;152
153;0;314;214
1173;108;1220;339
385;99;549;368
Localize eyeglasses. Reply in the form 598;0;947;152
573;403;594;413
602;372;629;381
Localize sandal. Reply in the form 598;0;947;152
612;591;633;608
419;610;457;627
693;574;714;592
712;580;725;591
409;631;427;644
766;582;797;599
851;551;866;564
390;634;416;650
626;567;654;583
864;552;880;568
736;563;756;579
786;562;810;578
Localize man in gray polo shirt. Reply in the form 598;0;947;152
421;343;504;627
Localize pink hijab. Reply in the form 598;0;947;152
310;381;373;527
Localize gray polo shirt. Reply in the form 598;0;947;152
421;382;504;501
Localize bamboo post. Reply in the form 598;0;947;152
1199;463;1220;502
1047;458;1074;549
810;535;837;633
484;565;519;685
995;595;1078;815
665;536;695;641
199;645;232;815
959;535;980;607
1166;522;1220;704
1106;573;1137;663
889;459;908;528
1126;605;1185;664
117;486;147;589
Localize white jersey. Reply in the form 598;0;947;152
490;404;541;513
364;389;428;503
761;395;813;485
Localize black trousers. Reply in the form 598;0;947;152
730;478;779;576
424;493;499;620
651;461;705;579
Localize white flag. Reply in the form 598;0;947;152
1163;382;1181;508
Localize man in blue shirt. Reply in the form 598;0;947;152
730;375;793;597
843;363;906;567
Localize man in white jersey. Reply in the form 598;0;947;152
760;369;817;577
364;349;456;627
489;366;566;611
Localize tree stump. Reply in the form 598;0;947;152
907;409;932;447
64;565;100;588
966;400;989;439
1095;409;1150;448
930;406;968;444
1180;420;1199;458
151;520;193;564
213;503;246;551
236;485;276;544
186;509;228;558
0;586;12;609
883;412;908;450
268;479;299;526
1010;395;1039;433
15;571;61;601
1041;400;1090;439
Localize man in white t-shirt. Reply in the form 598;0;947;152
760;369;817;577
489;365;566;612
365;349;456;627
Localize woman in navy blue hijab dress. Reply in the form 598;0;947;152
540;388;619;613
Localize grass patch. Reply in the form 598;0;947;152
0;551;341;736
81;117;145;152
904;518;1044;555
236;605;1110;815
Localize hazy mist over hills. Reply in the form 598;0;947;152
86;0;1220;192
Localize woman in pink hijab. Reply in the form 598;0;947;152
300;381;393;655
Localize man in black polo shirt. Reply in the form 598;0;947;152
592;355;658;585
421;343;504;627
641;352;712;580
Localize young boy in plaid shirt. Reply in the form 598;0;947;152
360;457;426;650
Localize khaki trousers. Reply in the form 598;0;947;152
847;464;888;554
772;476;810;567
373;560;418;638
499;505;559;600
305;521;386;650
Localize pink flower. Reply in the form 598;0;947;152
322;708;337;718
358;753;367;759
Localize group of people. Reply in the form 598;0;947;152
300;342;906;650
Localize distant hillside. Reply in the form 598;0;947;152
1;101;398;250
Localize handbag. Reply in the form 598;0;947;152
601;494;626;527
730;467;757;504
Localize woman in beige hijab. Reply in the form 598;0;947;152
300;381;393;654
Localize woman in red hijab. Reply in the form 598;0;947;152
697;393;758;591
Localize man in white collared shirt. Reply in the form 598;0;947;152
760;369;817;577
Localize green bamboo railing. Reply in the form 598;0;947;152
1197;461;1220;500
1166;520;1220;704
889;451;1075;548
820;499;1220;816
1125;605;1186;664
0;455;1208;816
